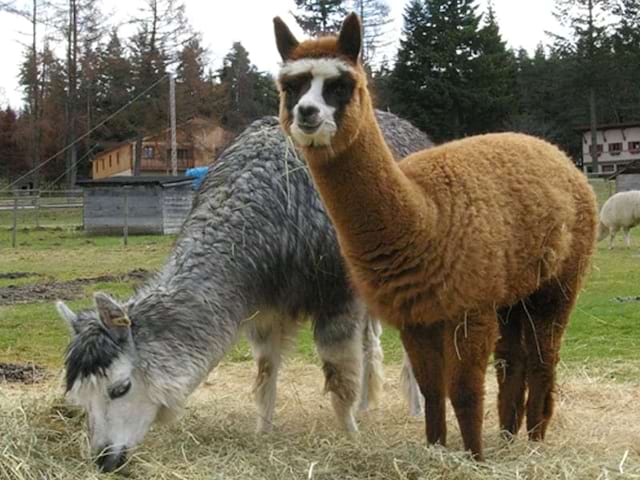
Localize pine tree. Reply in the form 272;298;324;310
217;42;278;131
0;107;25;179
608;0;640;122
390;0;483;142
95;29;135;143
550;0;613;172
293;0;347;35
466;2;517;134
176;37;211;121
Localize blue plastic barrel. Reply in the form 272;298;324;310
186;167;209;190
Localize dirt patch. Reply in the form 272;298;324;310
0;272;42;280
0;268;151;305
614;296;640;303
0;362;47;384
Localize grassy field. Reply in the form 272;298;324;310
1;191;639;372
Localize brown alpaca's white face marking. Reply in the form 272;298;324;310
278;59;356;148
274;14;362;149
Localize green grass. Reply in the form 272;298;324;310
0;224;638;376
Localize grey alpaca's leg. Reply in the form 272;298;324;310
245;313;298;433
314;305;365;433
400;351;424;417
358;314;384;412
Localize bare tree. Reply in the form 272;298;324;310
351;0;392;69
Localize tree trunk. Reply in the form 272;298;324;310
65;0;79;189
589;87;599;174
134;134;143;176
31;0;40;189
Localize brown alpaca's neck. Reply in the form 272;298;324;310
302;105;436;261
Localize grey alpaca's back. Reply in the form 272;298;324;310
170;112;433;325
148;112;431;431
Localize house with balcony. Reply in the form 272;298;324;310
91;118;232;179
579;122;640;175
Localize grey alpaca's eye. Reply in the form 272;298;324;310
109;381;131;400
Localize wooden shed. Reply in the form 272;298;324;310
608;159;640;193
77;176;195;235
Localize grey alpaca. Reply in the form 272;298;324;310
56;112;432;472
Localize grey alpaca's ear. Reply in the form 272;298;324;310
94;292;131;343
56;300;80;335
274;16;299;61
337;13;361;63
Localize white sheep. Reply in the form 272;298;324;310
598;190;640;249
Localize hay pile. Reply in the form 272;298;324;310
1;362;638;479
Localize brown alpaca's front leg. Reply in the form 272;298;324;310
444;314;497;461
400;322;447;447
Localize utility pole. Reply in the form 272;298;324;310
169;73;177;176
587;0;599;174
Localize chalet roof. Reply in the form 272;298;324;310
575;121;640;132
77;175;194;188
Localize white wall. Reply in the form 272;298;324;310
582;126;640;173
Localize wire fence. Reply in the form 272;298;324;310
0;190;84;247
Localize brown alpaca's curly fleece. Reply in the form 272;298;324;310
274;14;598;461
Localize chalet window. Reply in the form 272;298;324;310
609;142;622;155
143;146;155;159
602;164;615;173
178;148;192;160
588;144;602;158
109;155;112;167
117;152;120;165
629;141;640;153
101;159;105;170
586;166;593;173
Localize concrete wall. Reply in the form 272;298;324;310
83;185;164;235
616;174;640;193
162;185;194;234
83;183;195;235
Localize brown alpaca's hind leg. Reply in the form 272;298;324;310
522;279;576;441
495;305;527;438
444;314;497;460
400;322;447;447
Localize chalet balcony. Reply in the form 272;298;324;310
140;157;195;171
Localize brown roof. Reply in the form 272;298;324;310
91;117;220;161
575;121;640;132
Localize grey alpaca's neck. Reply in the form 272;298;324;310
128;250;256;406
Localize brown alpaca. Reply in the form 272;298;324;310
273;14;598;459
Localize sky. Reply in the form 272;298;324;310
0;0;558;108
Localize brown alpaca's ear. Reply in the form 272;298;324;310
337;13;361;63
274;17;299;61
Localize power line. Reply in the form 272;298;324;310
2;73;170;192
48;145;97;188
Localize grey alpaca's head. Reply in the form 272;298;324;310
57;294;160;473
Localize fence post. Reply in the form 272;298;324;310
35;192;40;228
12;196;17;248
123;188;129;246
